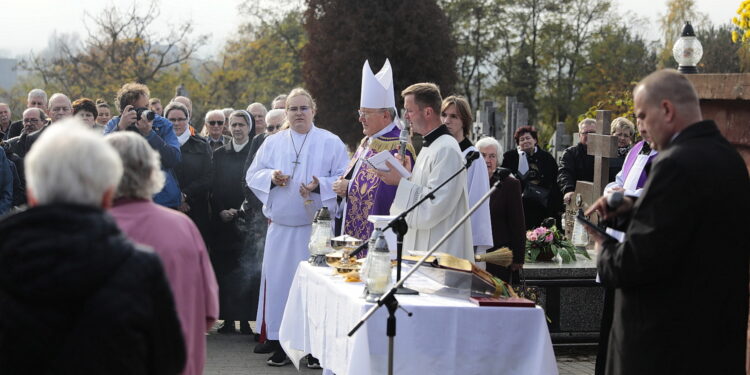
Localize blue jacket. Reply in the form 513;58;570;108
0;151;12;215
105;115;182;208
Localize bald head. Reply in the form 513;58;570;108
633;69;702;150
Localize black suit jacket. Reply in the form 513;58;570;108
598;120;750;375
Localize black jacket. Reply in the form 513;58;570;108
0;204;186;374
557;142;594;194
501;147;563;228
174;135;212;234
598;120;750;375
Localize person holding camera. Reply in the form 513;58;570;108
104;83;182;209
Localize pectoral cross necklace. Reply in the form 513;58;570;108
290;130;310;180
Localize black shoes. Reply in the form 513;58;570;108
254;340;274;354
217;321;236;334
266;349;291;366
306;354;322;369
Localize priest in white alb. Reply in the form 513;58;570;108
245;88;348;366
332;59;415;250
377;83;474;261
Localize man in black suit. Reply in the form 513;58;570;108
586;69;750;375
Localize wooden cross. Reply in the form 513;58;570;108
563;110;620;237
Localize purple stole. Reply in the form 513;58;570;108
621;140;657;189
343;127;415;254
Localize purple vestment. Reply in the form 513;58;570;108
343;126;415;251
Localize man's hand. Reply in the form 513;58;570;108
300;176;319;199
563;191;575;204
118;105;137;131
219;209;236;223
272;170;289;186
332;176;349;197
376;160;404;186
135;112;154;137
584;194;634;221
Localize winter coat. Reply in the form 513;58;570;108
0;203;186;374
105;115;182;208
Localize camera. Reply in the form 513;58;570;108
133;107;155;122
126;107;156;133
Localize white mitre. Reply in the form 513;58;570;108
360;59;399;121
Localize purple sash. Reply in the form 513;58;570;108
620;141;657;189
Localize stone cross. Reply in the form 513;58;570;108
563;110;620;236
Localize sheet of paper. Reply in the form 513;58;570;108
367;150;411;178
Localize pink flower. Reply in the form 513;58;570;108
545;233;554;242
529;233;538;241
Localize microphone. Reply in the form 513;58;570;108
465;151;480;167
398;126;409;160
493;167;512;180
606;190;624;211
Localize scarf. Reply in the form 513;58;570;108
176;130;191;146
517;146;537;175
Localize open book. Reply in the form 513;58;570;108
367;150;411;178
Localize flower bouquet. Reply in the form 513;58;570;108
525;224;590;263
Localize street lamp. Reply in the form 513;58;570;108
673;21;703;74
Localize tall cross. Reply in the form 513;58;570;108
563;110;620;237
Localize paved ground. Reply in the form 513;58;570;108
204;322;597;375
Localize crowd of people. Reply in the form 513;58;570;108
0;66;747;375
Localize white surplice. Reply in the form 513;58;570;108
246;124;348;340
463;145;493;257
390;133;474;261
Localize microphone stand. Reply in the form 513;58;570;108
351;152;479;294
347;172;504;375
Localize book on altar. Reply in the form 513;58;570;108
469;296;536;307
367;150;411;178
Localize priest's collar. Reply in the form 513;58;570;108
422;124;450;147
370;121;397;140
458;138;473;152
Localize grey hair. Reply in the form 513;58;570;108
28;89;48;103
578;118;596;131
163;101;189;123
247;102;268;115
385;107;397;121
105;132;165;200
25;118;122;207
204;109;225;122
221;108;234;120
476;136;503;163
266;108;285;124
271;94;287;108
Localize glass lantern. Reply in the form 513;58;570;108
672;21;703;74
308;206;333;266
365;231;392;302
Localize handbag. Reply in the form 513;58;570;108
522;182;550;208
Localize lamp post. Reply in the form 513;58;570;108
673;21;703;74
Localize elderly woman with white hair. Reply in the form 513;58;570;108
476;136;526;282
0;120;186;374
209;109;260;335
106;131;219;375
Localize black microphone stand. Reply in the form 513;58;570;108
351;152;479;294
347;174;504;375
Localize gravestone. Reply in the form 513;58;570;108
562;110;619;237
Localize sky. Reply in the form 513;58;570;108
0;0;742;59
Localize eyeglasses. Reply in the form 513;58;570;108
207;120;224;126
357;109;385;118
287;106;310;113
168;117;187;123
266;124;282;131
51;106;71;113
23;118;41;124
